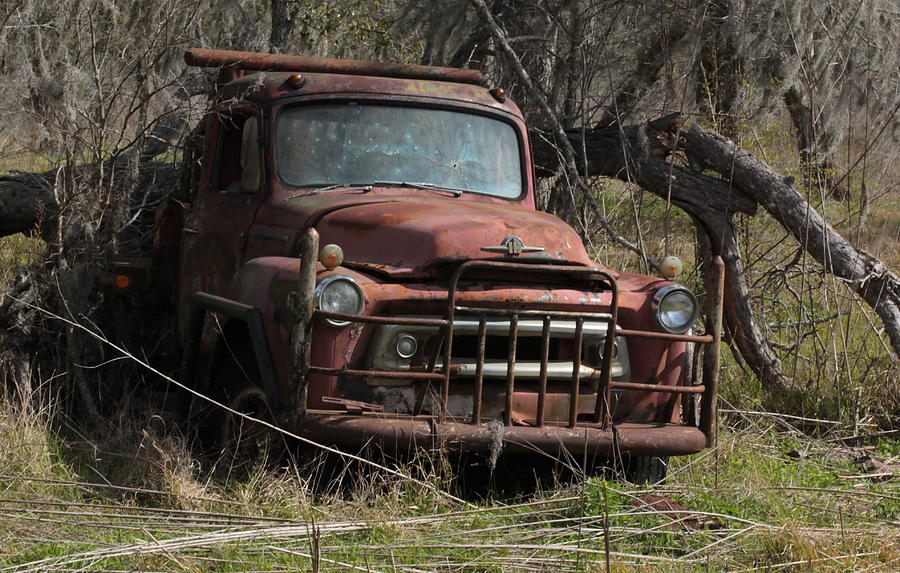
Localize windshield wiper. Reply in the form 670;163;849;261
370;181;464;197
283;184;374;201
284;181;466;201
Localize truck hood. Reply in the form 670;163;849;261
314;198;593;274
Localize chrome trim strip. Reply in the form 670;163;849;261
435;359;626;380
450;316;612;337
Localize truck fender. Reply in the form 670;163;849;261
182;292;280;405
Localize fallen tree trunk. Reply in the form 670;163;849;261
0;160;178;246
530;120;791;393
682;125;900;358
0;171;56;238
531;116;758;218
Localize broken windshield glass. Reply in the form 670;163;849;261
276;104;523;199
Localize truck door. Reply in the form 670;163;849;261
178;109;263;324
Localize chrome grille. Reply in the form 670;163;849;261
365;315;629;382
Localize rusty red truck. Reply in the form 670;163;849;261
136;48;724;482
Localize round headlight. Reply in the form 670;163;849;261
653;285;699;334
315;275;365;326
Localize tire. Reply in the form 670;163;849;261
626;456;668;485
216;385;283;477
206;340;283;477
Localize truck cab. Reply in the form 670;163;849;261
172;48;724;476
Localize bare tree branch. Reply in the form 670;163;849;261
682;124;900;359
470;0;658;270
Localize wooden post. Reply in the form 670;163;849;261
289;228;319;424
700;256;725;445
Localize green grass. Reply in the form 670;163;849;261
0;234;43;284
0;398;897;571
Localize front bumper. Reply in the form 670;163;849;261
298;413;709;457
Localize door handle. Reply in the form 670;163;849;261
183;227;200;235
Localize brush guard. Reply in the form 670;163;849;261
288;229;725;457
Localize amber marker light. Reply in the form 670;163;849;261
489;87;506;102
659;256;683;280
115;274;131;289
287;73;305;88
319;244;344;270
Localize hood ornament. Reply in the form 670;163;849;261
481;235;545;256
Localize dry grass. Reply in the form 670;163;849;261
0;393;897;572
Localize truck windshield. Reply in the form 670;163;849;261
276;104;523;199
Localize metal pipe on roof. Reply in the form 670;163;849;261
184;48;485;86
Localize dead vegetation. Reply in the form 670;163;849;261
0;393;897;571
0;0;896;569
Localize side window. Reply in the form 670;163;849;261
176;121;205;203
240;117;261;192
213;113;261;193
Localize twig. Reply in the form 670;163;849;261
266;545;386;573
0;497;302;523
719;408;855;426
729;551;884;573
837;472;896;481
825;429;900;444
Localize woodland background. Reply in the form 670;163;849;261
0;0;897;570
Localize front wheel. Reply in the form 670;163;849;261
216;385;283;477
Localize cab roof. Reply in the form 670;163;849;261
215;71;521;116
185;48;518;116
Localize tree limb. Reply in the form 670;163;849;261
530;116;758;217
529;117;790;392
682;124;900;359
